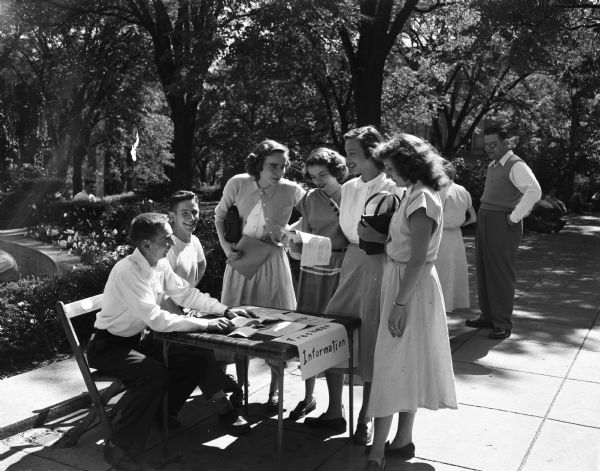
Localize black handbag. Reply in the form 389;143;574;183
223;205;242;244
358;191;402;255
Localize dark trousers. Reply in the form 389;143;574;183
476;209;522;330
87;330;225;450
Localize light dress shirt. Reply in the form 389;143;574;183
166;234;205;287
94;248;228;336
489;151;541;223
339;173;401;244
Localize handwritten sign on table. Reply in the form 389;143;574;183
273;323;349;380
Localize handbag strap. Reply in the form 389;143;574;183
364;191;402;216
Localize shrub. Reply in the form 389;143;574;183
29;195;162;264
0;177;66;229
0;258;116;377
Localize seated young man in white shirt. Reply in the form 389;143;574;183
87;212;253;471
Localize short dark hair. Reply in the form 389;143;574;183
484;123;508;140
343;126;385;170
303;147;348;184
245;139;289;179
129;212;169;247
169;190;198;211
376;133;449;191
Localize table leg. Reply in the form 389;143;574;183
277;360;285;470
162;340;170;458
348;332;354;439
243;356;249;416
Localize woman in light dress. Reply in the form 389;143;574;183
435;162;477;312
287;147;348;421
365;134;457;471
215;139;305;409
305;126;402;446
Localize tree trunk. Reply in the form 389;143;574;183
170;100;198;190
354;63;385;128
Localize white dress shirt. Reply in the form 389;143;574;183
339;173;400;244
490;151;542;223
95;248;228;336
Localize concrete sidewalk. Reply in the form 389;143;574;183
1;215;599;471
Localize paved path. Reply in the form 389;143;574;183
1;215;599;471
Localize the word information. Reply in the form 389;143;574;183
274;323;349;379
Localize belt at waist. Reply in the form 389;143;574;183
443;227;461;231
332;248;347;253
387;258;434;265
92;328;142;346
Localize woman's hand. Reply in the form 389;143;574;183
388;304;407;338
222;241;243;261
358;219;387;243
288;239;302;260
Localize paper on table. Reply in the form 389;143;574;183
286;230;331;267
258;321;307;337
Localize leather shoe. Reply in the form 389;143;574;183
465;316;494;329
265;391;281;413
288;397;317;421
103;442;143;471
489;328;511;339
304;413;347;434
218;408;251;435
353;420;373;445
365;441;415;460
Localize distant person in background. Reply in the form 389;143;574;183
544;188;567;215
466;124;541;340
73;180;97;202
0;249;19;282
568;190;592;214
591;191;600;212
435;162;476;313
167;190;206;288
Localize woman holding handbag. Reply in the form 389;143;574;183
304;126;403;445
215;139;305;410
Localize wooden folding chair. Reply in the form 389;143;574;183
55;295;124;447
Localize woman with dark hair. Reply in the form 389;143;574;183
287;147;349;421
305;126;403;446
215;139;305;409
364;134;457;471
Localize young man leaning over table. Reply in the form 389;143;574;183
87;212;255;471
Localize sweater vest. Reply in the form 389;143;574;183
480;154;523;212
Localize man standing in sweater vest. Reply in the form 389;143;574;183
466;124;541;339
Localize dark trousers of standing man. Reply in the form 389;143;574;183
475;209;523;330
87;329;225;451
